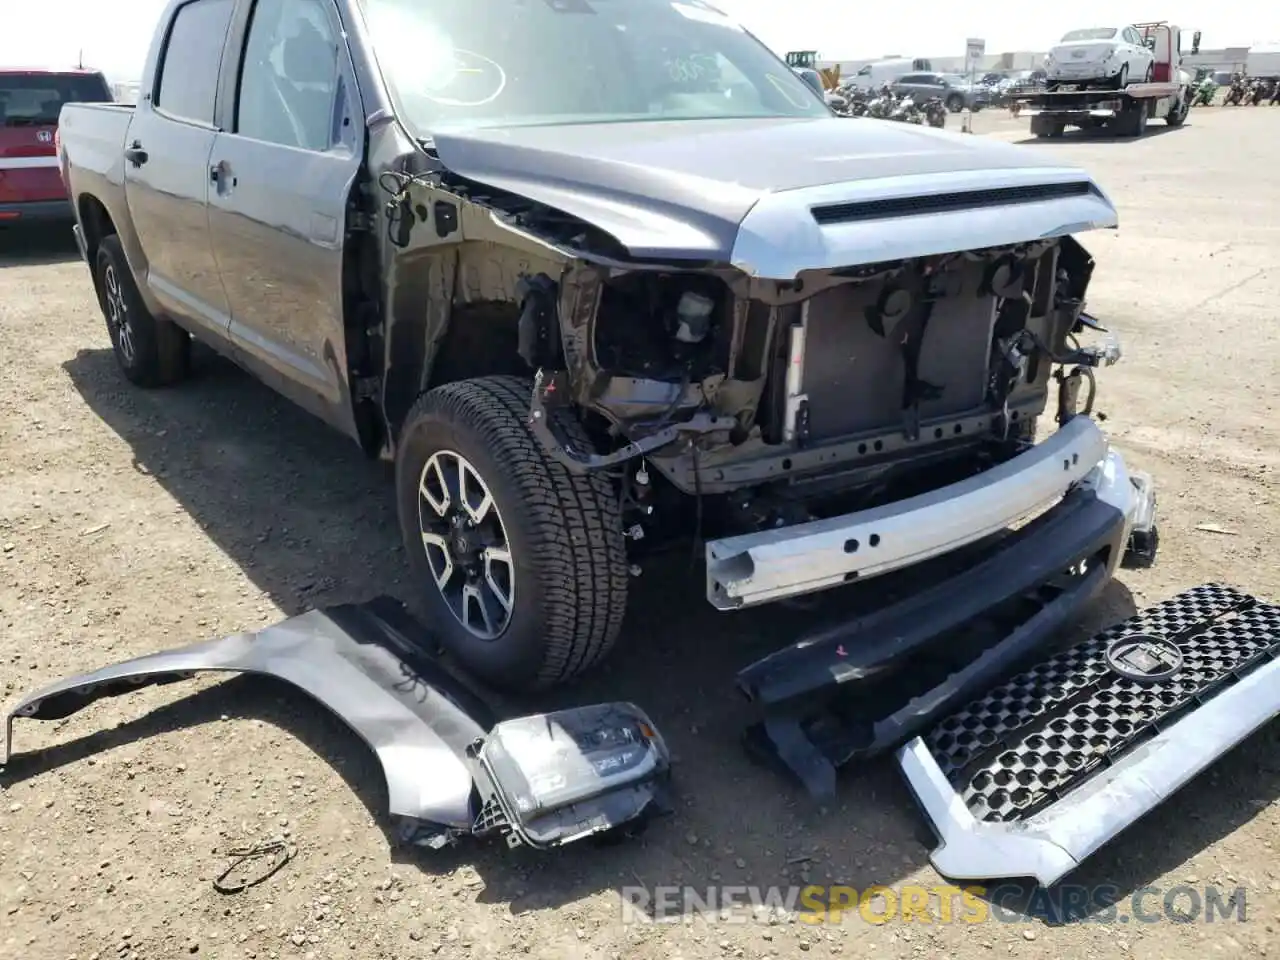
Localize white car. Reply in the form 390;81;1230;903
1045;25;1156;88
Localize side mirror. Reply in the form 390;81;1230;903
1192;31;1201;55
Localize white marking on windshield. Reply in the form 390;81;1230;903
671;2;742;30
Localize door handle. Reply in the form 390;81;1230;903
210;161;236;192
124;141;148;167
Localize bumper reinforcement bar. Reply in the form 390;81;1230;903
900;583;1280;885
705;416;1109;610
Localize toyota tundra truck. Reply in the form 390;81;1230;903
50;0;1280;889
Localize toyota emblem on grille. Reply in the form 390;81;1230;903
1105;633;1183;682
37;130;54;143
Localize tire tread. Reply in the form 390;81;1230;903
403;375;628;687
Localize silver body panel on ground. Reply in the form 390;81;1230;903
898;651;1280;886
705;416;1126;610
2;603;489;831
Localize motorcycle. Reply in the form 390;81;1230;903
866;91;895;119
838;86;870;117
889;94;923;124
1192;78;1217;106
1224;77;1246;106
1272;82;1280;105
1248;79;1268;105
923;96;947;127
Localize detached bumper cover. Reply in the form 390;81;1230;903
902;583;1280;885
708;416;1114;610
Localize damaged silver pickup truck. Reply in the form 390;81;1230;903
36;0;1280;886
58;0;1151;690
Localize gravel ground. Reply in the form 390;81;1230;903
2;106;1278;960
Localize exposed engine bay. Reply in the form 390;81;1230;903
377;154;1121;566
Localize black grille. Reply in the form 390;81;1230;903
925;584;1279;823
811;181;1094;225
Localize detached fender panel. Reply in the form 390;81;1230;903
3;597;494;832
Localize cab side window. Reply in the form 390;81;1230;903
235;0;341;151
155;0;235;125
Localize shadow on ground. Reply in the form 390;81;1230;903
1014;122;1189;146
42;344;1280;920
0;223;81;267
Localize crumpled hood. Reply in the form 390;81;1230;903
431;116;1118;278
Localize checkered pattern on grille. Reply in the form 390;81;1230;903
923;584;1279;823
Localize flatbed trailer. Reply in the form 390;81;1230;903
1014;82;1190;137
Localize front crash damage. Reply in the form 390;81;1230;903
342;104;1272;885
2;598;670;852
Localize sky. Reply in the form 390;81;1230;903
3;0;1276;83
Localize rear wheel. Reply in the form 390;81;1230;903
94;235;190;387
1112;63;1130;90
395;375;629;692
945;93;964;112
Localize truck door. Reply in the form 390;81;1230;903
123;0;235;343
205;0;365;438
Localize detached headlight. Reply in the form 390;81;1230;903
475;702;670;849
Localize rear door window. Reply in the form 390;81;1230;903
155;0;236;124
0;73;111;127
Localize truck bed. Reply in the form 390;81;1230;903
1014;82;1181;108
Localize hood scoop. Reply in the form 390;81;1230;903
811;181;1096;226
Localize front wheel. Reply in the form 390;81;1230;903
395;376;629;692
945;94;964;112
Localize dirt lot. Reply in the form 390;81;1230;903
2;107;1279;960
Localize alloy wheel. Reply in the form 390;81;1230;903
103;264;136;365
417;449;515;640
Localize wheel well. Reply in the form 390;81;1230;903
427;300;527;388
385;299;531;445
77;195;116;264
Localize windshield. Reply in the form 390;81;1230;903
942;74;969;85
0;72;112;127
1060;28;1117;42
359;0;828;133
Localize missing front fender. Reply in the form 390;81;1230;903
527;368;735;474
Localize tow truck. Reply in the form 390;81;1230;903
1016;23;1196;138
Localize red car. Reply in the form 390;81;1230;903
0;67;112;224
